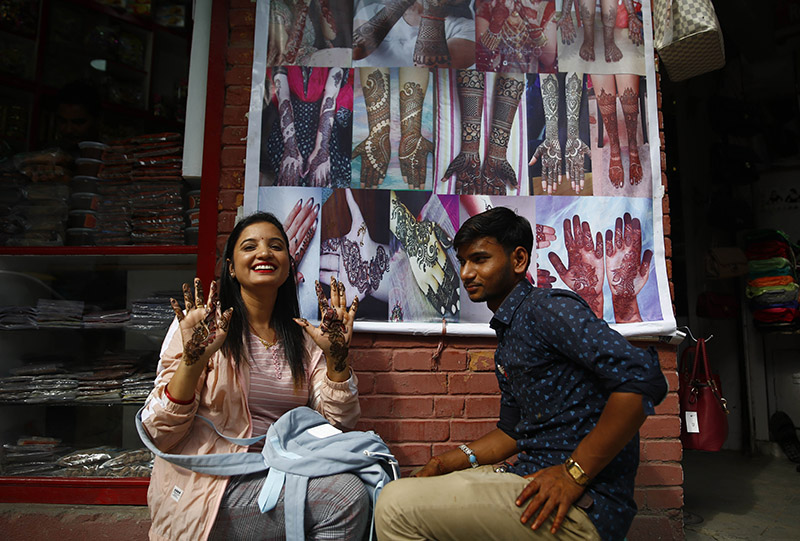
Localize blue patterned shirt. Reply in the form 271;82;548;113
490;280;667;541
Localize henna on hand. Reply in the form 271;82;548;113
547;215;605;317
353;0;416;60
564;72;590;193
399;79;434;189
306;68;346;187
320;237;391;296
622;0;643;46
353;68;391;188
480;73;524;194
536;223;556;249
413;0;451;67
605;213;652;323
556;1;576;45
442;70;485;194
531;73;561;195
315;278;351;372
273;70;304;185
170;280;231;366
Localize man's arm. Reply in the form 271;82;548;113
415;428;518;477
516;392;647;534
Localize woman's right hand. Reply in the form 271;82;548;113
170;278;233;367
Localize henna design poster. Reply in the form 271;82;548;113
244;0;676;338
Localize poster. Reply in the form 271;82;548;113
244;0;675;338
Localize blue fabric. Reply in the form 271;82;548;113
136;406;398;541
490;281;667;541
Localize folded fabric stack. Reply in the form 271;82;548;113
128;291;180;332
744;229;800;331
100;133;186;245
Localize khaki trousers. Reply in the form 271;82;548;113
375;465;601;541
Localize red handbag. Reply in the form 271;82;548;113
679;338;729;451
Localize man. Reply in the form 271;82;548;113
54;81;102;154
375;207;667;540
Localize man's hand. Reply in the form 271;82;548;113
516;463;585;534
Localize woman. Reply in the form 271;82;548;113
140;212;366;541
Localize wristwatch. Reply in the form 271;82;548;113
459;444;479;468
564;457;589;486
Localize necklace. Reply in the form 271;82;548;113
253;330;282;379
255;334;278;349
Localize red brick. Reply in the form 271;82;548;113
227;45;253;66
467;349;496;371
226;66;253;86
640;415;681;439
393;349;438;371
369;419;450;443
641;439;682;462
359;396;393;418
448;373;500;395
641;486;684;510
349;348;392;371
223;105;249;126
393;397;434;417
389;443;431;466
634;463;683;486
218;211;237;233
657;348;677;370
217;189;242;210
437;349;467;371
374;373;447;395
350;333;374;347
434;396;464;417
221;147;246;168
663;370;679;392
229;27;254;46
449;419;498;441
221;125;247;145
226;85;251;106
662;215;671;236
373;336;440;348
464;396;501;418
627;511;683;541
228;8;255;27
356;373;375;395
220;168;244;190
654;393;679;415
229;0;256;8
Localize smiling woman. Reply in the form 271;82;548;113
138;211;368;541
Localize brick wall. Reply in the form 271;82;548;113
220;2;683;539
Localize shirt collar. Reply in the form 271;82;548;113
490;279;534;330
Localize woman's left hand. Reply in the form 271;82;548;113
294;276;359;380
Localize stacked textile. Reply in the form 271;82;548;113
744;230;800;331
100;133;186;245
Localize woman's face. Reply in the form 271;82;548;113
228;221;291;292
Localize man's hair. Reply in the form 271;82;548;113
453;206;533;259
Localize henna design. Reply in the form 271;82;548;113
480;0;546;71
294;225;315;262
622;0;643;46
284;0;312;64
564;72;590;193
619;86;642;185
547;215;604;317
307;68;346;187
315;278;350;372
353;0;416;60
596;88;623;188
481;74;524;194
413;0;451;67
442;70;485;194
533;74;561;194
578;0;595;62
601;3;622;63
605;213;651;323
341;238;390;295
182;283;195;311
274;71;303;185
353;69;391;188
399;79;434;189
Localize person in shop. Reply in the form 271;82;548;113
139;211;368;541
374;206;667;541
53;80;102;156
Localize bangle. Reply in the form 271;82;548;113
165;386;194;405
430;455;446;475
459;444;479;468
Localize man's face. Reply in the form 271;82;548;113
456;236;524;312
56;104;96;146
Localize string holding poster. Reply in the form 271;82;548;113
243;0;675;338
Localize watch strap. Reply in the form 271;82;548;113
564;456;589;486
459;444;479;468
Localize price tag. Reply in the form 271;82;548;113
685;411;700;433
307;423;342;439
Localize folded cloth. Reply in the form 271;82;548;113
747;283;800;306
753;307;799;323
747;275;797;288
748;257;794;276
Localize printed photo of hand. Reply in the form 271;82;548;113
548;214;605;317
390;191;459;316
605;212;652;323
320;189;391;306
283;197;320;283
536;224;557;249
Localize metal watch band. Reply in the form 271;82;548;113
459;444;479;468
565;456;589;486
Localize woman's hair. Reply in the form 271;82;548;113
218;211;306;386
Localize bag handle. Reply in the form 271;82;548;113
689;339;730;414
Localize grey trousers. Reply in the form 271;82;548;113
208;470;370;541
375;465;601;541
